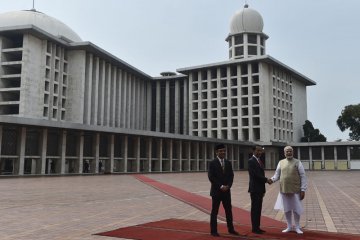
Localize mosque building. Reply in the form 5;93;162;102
0;4;358;175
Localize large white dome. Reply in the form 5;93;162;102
0;10;82;42
230;5;264;34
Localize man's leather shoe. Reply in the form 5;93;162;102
211;232;220;237
258;228;266;233
228;230;239;235
252;229;264;234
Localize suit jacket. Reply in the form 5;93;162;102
208;158;234;197
248;156;268;193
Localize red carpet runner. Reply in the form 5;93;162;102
95;174;360;240
96;218;359;240
134;174;284;228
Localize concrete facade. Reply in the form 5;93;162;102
0;6;358;176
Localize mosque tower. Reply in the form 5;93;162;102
226;4;268;60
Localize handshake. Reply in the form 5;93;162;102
267;178;273;184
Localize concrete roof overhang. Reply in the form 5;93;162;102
0;25;152;80
177;55;316;86
0;116;254;147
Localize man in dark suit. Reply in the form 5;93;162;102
208;144;239;237
248;145;271;234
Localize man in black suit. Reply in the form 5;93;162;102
208;144;239;237
248;145;271;234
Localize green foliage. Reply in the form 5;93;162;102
301;120;327;142
337;104;360;141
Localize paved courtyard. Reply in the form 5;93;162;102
0;171;359;239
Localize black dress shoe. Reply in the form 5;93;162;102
211;232;220;237
258;228;266;233
252;229;264;234
228;230;239;235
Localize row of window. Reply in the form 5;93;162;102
228;33;265;47
229;46;265;59
192;86;260;101
193;117;260;129
192;75;260;91
192;96;260;110
273;129;293;141
192;63;259;81
192;127;260;141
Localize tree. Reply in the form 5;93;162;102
300;120;326;142
337;104;360;141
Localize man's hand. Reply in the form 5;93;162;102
220;185;229;192
267;178;273;184
300;191;305;200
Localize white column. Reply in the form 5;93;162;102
116;69;122;127
146;82;152;130
85;54;93;125
136;79;141;130
132;76;137;129
188;74;193;135
297;147;301;160
178;140;182;171
109;134;114;173
0;126;2;172
347;146;351;169
174;80;180;133
309;147;313;170
60;130;66;174
187;141;191;171
159;139;163;172
165;81;170;133
156;81;161;132
121;72;127;128
334;147;338;170
123;136;128;172
78;131;84;173
147;138;152;172
104;63;111;126
40;129;47;174
203;143;207;171
98;60;105;125
127;75;133;129
110;67;117;127
135;136;140;172
18;127;26;175
195;142;199;171
139;81;144;130
95;133;100;174
184;80;189;134
91;57;99;125
169;139;173;171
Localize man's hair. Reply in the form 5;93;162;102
215;143;225;151
284;146;293;151
252;145;263;151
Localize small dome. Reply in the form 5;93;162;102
230;5;264;34
0;10;82;42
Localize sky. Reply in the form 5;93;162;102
1;0;359;141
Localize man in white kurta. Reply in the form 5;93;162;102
271;146;307;234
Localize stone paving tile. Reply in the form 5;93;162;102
0;171;359;239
